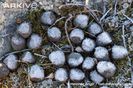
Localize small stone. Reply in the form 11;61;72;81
70;28;84;44
94;46;109;61
82;38;96;52
112;45;128;60
97;61;116;78
49;50;65;66
41;11;56;25
82;57;96;70
21;51;35;63
27;34;42;49
74;14;89;28
0;63;9;79
90;70;104;84
88;22;102;35
47;27;61;42
96;32;112;46
55;68;68;82
17;22;32;38
28;64;44;82
68;52;83;67
11;34;26;50
70;68;85;82
3;54;18;70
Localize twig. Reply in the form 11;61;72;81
65;14;74;52
33;53;47;58
0;49;32;60
49;16;66;28
67;80;71;88
122;25;126;48
51;42;62;50
123;13;133;24
114;0;118;15
100;8;112;23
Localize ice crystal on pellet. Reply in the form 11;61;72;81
49;50;65;66
82;38;96;52
96;32;112;46
55;68;68;82
28;64;44;82
70;28;84;44
41;11;56;25
47;27;61;42
21;51;35;64
88;22;102;35
90;70;104;84
94;46;109;61
112;45;128;59
17;22;32;38
3;54;18;70
82;57;97;70
68;52;83;67
11;34;26;50
97;61;116;78
27;34;42;49
74;14;89;28
70;68;85;82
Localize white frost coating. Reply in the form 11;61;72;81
29;64;44;81
3;54;18;70
70;28;84;44
100;86;110;88
41;11;56;25
90;70;104;84
68;52;83;67
55;68;68;82
70;69;85;81
82;57;96;70
28;34;42;49
74;14;89;28
112;45;128;59
97;61;116;78
82;38;95;52
21;51;35;63
97;32;112;46
49;50;65;66
17;22;32;38
47;27;61;41
11;35;25;50
94;47;109;61
88;22;102;35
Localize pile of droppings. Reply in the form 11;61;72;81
0;10;129;85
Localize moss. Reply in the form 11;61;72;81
59;5;84;16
